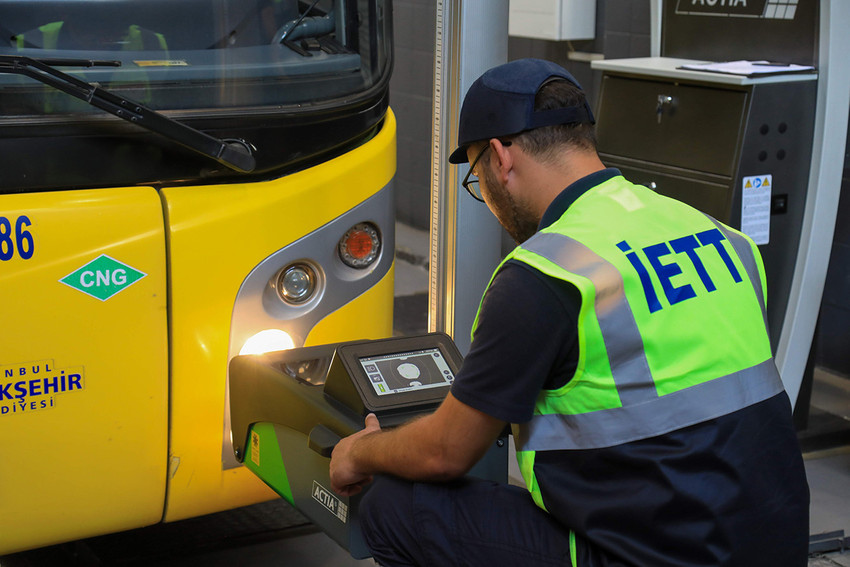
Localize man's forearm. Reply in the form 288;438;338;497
329;393;505;495
350;414;464;482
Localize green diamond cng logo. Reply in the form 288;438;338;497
60;255;147;301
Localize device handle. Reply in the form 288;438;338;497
308;424;342;457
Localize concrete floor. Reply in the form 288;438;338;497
145;529;375;567
2;223;849;566
808;449;850;566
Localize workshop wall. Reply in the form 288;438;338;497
390;0;651;228
815;127;850;376
389;1;849;379
391;0;436;229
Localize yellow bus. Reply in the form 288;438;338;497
0;0;395;554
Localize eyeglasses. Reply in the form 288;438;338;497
461;141;511;203
461;145;487;202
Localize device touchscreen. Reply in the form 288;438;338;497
358;347;455;396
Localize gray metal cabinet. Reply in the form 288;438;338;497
593;58;817;349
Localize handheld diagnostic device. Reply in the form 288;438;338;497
229;333;507;558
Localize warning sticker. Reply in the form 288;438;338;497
741;174;772;245
251;430;260;466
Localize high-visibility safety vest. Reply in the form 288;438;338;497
473;174;785;513
15;22;168;52
14;22;168;107
14;21;65;50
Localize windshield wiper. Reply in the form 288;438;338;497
0;55;256;173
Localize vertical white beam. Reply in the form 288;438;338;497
650;0;663;57
429;0;508;354
775;0;850;406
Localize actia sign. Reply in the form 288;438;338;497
676;0;799;20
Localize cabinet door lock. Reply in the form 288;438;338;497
656;95;676;124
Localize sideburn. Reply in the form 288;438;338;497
480;159;539;245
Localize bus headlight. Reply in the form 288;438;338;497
277;263;318;304
239;329;295;355
338;222;381;269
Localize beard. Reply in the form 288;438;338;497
480;164;540;244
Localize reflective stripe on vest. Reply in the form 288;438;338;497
515;358;782;451
522;231;655;409
513;215;783;452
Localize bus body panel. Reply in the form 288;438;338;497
0;0;396;552
0;187;169;554
161;112;396;522
305;264;394;347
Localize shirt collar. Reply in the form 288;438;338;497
538;168;621;230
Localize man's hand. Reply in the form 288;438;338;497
328;394;506;495
329;413;381;496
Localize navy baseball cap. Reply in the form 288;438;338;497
448;58;595;164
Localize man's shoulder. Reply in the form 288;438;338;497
492;258;582;310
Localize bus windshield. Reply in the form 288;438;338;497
0;0;391;113
0;0;389;115
0;0;393;191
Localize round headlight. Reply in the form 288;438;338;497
277;263;317;304
338;222;381;269
239;329;295;355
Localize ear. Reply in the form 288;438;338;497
488;138;513;184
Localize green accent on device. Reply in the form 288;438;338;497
228;333;507;560
243;422;294;505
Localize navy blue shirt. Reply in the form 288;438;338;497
451;169;810;566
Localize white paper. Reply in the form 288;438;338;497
679;60;815;77
741;175;772;245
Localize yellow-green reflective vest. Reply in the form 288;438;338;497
15;22;168;107
14;21;64;50
15;22;167;52
472;175;785;511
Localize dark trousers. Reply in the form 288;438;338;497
359;475;576;567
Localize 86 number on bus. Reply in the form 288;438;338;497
0;215;35;260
